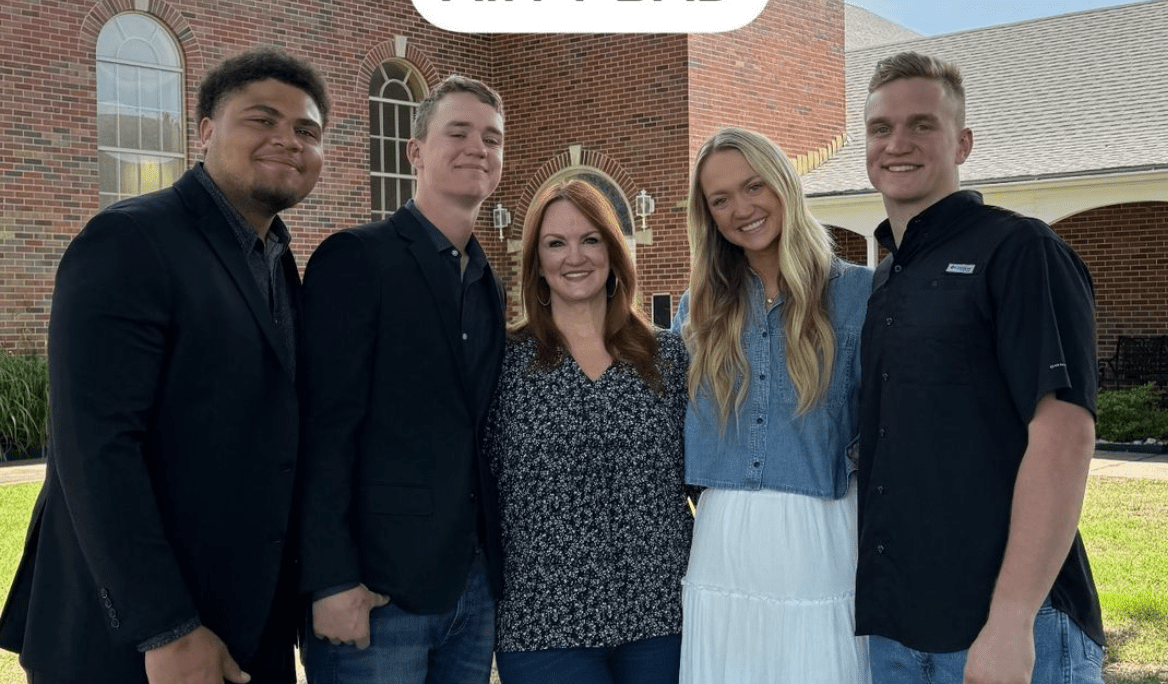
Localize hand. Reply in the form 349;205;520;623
144;625;248;684
312;584;391;650
963;621;1035;684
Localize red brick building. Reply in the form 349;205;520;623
0;0;847;353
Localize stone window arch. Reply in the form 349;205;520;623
96;12;185;209
532;167;637;259
369;60;427;220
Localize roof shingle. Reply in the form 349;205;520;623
803;0;1168;196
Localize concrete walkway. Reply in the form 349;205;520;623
3;450;1167;486
1088;449;1168;480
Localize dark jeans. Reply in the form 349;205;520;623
303;557;495;684
495;633;682;684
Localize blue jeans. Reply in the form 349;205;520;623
869;601;1104;684
495;633;682;684
304;558;495;684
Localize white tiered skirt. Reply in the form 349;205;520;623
680;482;871;684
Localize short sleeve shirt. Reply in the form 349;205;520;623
856;190;1105;652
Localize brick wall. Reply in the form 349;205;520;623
487;0;847;325
688;0;846;161
485;33;692;324
0;0;846;351
1054;201;1168;358
0;0;495;353
830;225;870;265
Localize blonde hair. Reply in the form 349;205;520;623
868;51;966;127
683;128;836;424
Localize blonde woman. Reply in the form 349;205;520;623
673;128;872;683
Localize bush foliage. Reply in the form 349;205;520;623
1096;384;1168;443
0;353;49;460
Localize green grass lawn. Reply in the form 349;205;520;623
0;482;38;684
0;477;1164;683
1081;478;1168;683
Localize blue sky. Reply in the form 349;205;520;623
850;0;1144;35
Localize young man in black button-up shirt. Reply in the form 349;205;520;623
856;51;1105;684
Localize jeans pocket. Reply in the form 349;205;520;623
1080;630;1105;667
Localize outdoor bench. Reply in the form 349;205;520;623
1099;335;1168;390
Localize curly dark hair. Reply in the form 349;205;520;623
196;46;330;127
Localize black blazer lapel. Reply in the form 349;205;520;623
393;211;472;393
176;173;297;378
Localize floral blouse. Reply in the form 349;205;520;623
484;330;692;652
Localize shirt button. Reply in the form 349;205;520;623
451;249;459;258
885;317;893;326
756;417;763;424
877;485;885;494
759;374;766;380
877;544;886;554
878;427;886;438
462;332;468;341
761;331;768;338
752;461;761;468
893;265;902;273
882;373;889;382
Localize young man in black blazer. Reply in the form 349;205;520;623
0;47;328;684
298;75;506;684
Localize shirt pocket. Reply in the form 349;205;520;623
824;328;860;408
896;276;980;386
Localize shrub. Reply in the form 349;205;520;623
1096;383;1168;443
0;353;49;461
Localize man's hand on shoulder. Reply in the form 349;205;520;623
312;583;391;650
144;625;248;684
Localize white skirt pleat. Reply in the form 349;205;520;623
680;482;871;684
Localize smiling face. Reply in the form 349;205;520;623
699;148;784;264
199;78;324;232
407;91;504;210
865;76;972;225
537;199;611;309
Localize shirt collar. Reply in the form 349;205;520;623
405;198;489;270
192;162;290;251
874;190;984;254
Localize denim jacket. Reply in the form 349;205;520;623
672;258;873;499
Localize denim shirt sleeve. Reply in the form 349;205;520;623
671;291;690;335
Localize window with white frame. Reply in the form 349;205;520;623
96;13;184;209
370;61;426;220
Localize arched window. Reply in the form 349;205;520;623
370;61;426;220
96;13;184;209
538;168;637;260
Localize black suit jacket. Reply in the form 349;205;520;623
0;169;301;682
297;206;505;614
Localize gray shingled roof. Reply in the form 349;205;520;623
845;3;922;51
803;0;1168;196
